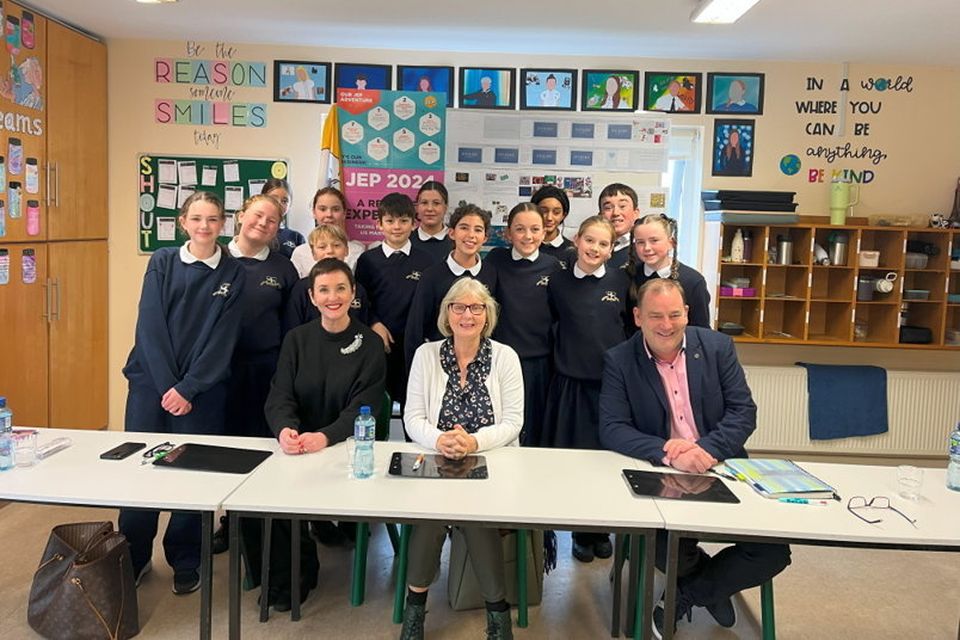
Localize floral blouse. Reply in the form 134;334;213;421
437;337;495;433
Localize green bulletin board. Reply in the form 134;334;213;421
137;153;289;253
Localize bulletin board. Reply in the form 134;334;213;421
137;154;288;253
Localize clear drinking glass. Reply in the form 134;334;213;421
13;431;37;467
345;436;356;479
897;465;923;501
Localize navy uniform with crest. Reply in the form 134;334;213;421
486;246;562;445
225;240;300;438
275;227;306;259
120;242;246;580
355;241;434;416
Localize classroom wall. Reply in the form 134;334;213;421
106;38;960;429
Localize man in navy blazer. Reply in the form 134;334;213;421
600;278;790;639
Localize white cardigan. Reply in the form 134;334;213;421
404;339;524;452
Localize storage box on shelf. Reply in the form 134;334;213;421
703;217;959;349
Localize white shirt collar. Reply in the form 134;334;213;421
227;238;269;261
614;233;631;252
511;248;539;262
644;263;672;278
418;227;448;242
446;252;482;276
381;240;412;258
545;233;565;248
573;263;606;279
180;242;222;269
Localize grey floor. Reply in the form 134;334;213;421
1;425;958;639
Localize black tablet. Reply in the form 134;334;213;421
622;469;740;504
153;443;272;474
388;451;488;479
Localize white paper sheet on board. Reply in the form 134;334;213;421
177;185;196;208
223;161;240;183
157;217;176;241
178;161;198;186
157;183;178;210
201;165;218;186
224;185;244;211
158;159;177;184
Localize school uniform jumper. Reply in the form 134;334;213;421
263;317;386;596
225;241;300;438
487;247;562;445
355;241;434;409
120;243;245;576
275;227;306;259
540;233;576;264
403;253;498;373
631;262;712;329
409;226;454;265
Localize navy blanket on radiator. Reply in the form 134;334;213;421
795;363;889;440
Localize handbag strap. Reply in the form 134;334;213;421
69;553;128;640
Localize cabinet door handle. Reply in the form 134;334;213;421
42;278;51;323
54;162;61;208
52;277;61;322
44;162;51;208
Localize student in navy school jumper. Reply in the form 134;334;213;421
486;202;562;445
212;194;299;558
261;178;305;259
531;185;576;263
355;193;433;425
409;180;453;264
119;191;245;596
289;187;365;275
598;182;641;270
627;213;711;329
540;215;631;564
404;203;498;375
285;224;372;331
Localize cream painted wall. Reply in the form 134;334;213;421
107;39;960;429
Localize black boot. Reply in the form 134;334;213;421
212;515;229;555
399;602;426;640
485;609;513;640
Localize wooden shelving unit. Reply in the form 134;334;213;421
704;217;960;349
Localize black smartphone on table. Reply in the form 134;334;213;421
99;442;147;460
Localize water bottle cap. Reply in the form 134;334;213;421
0;397;6;408
360;406;371;415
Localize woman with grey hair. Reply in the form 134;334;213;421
400;277;524;640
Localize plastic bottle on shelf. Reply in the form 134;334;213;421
730;229;744;263
947;422;960;491
353;405;376;479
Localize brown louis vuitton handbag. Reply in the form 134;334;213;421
28;521;140;640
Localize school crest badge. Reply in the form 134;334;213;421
260;276;282;288
212;283;232;297
406;271;422;281
536;276;550;287
350;298;361;309
600;291;620;303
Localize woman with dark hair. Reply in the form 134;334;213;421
262;257;386;610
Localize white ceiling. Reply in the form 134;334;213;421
25;0;960;65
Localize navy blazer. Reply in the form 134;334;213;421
599;326;756;465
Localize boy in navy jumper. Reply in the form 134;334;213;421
355;193;433;421
404;203;498;373
410;180;453;264
599;182;641;270
487;202;562;445
120;191;245;595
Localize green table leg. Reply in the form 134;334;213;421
386;523;400;554
350;522;370;606
392;524;411;623
516;529;529;628
761;580;776;640
632;535;646;640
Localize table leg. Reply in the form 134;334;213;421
291;518;301;621
516;529;528;628
635;533;653;640
625;535;639;637
259;517;272;623
228;511;242;640
200;511;213;640
761;580;776;640
392;524;411;623
351;521;370;606
662;531;680;640
611;533;624;637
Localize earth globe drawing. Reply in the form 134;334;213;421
780;154;801;176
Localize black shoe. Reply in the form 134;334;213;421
309;520;348;547
172;569;201;595
572;540;594;563
485;609;514;640
706;596;737;628
212;515;229;555
272;585;311;613
652;588;693;640
400;602;426;640
592;536;613;559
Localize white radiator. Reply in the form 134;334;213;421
743;366;960;457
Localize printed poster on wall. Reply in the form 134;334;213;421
336;89;446;243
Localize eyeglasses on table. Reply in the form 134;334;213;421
846;495;918;528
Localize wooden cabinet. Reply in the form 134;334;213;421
704;218;959;349
0;3;107;429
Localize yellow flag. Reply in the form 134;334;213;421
318;105;342;189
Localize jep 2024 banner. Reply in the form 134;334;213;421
336;89;446;243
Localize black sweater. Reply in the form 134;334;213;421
355;245;435;335
265;318;386;445
631;262;712;329
234;252;299;355
409;233;453;265
486;248;562;359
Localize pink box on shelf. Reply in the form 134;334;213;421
720;286;757;297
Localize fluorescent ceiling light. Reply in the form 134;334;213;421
691;0;761;24
135;0;179;4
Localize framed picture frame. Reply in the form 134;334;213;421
273;60;331;104
458;67;516;110
706;72;765;115
580;69;639;111
519;68;578;111
643;72;703;114
396;65;455;107
334;63;392;92
712;118;756;177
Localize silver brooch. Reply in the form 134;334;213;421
340;333;364;354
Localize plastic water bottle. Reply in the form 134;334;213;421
353;405;376;479
947;422;960;492
0;397;13;471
